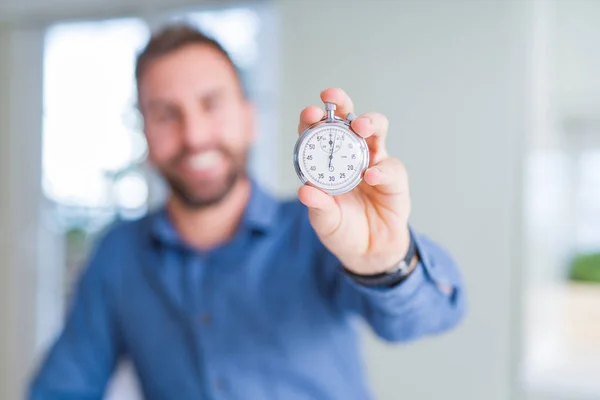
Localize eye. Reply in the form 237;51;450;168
154;108;179;123
203;94;225;113
204;99;219;112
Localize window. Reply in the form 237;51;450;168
576;149;600;251
43;5;276;233
43;18;150;226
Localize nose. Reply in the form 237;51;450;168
180;110;212;150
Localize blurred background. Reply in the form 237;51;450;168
0;0;598;399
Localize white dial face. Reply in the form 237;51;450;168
297;124;367;194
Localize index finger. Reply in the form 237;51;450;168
320;88;354;118
298;105;325;134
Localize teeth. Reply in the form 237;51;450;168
187;151;221;170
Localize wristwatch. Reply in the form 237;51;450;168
343;229;418;287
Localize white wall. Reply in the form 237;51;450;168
525;0;600;153
0;25;46;400
551;0;600;120
0;0;534;399
277;1;530;399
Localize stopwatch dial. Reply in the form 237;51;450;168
319;131;343;153
299;126;367;193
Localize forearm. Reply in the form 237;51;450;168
329;231;467;342
346;260;465;342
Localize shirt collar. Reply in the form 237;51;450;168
149;178;280;248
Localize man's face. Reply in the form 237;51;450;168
138;44;254;208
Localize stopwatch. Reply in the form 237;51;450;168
293;102;370;196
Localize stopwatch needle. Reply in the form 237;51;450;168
329;134;337;170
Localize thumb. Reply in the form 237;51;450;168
297;185;341;237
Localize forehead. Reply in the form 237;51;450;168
138;44;240;102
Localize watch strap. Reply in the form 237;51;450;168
342;229;417;287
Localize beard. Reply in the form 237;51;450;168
161;146;247;210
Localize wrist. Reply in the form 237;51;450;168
343;228;419;287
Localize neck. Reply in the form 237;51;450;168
166;177;251;250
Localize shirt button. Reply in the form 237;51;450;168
199;313;212;326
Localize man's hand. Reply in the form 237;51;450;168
297;88;417;276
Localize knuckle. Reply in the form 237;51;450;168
363;112;387;126
393;157;406;170
384;157;405;173
383;115;390;130
375;113;389;129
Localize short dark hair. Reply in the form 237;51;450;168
135;22;246;97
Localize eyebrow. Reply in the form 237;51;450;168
144;87;228;111
198;87;227;103
145;99;175;111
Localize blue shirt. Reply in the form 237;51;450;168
29;181;467;400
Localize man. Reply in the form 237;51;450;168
29;23;466;400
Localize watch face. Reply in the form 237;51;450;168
294;122;369;195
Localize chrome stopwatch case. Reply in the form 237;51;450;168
293;102;370;196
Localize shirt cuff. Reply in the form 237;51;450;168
343;257;427;301
342;227;457;301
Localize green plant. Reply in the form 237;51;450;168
568;252;600;284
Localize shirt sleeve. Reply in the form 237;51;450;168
315;227;467;342
28;233;123;400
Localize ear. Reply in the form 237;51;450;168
137;107;158;166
